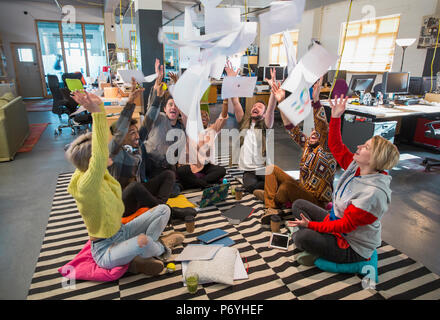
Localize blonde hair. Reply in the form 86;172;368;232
370;135;400;171
65;132;92;172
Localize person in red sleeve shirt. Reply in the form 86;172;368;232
287;94;400;266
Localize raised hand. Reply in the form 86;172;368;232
265;67;276;87
153;58;165;97
312;76;323;103
127;77;145;104
71;91;102;113
328;94;349;118
271;80;285;103
225;60;239;77
169;72;179;84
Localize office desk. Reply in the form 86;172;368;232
321;101;440;145
320;101;440;120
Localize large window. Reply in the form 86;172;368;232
37;21;65;92
164;33;179;74
339;15;401;73
37;20;106;96
270;30;299;65
84;24;107;80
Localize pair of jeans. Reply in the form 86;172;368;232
122;170;175;217
90;204;170;269
291;199;365;264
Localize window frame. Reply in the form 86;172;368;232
338;14;401;73
269;30;299;66
35;19;107;97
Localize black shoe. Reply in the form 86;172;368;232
171;207;197;220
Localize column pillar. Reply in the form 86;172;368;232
135;0;163;98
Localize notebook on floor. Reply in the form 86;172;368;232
197;228;228;244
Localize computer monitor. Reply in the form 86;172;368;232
274;66;284;81
347;74;377;96
383;72;410;94
262;66;284;82
422;76;437;93
408;77;423;95
257;66;265;82
325;70;347;86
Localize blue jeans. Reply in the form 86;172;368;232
90;204;170;269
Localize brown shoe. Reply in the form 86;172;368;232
128;256;164;276
261;208;281;225
253;189;265;202
160;231;185;249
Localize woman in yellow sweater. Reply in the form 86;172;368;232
65;91;183;275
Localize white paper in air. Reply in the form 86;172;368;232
259;0;305;36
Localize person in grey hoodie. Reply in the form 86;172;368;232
139;59;186;184
287;94;400;266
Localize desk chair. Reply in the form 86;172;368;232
62;72;85;87
47;74;91;137
422;120;440;171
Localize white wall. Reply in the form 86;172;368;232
0;0;103;81
319;0;437;77
258;0;437;79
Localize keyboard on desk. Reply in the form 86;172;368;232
395;98;420;106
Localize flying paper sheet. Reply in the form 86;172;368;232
282;44;338;93
209;55;226;79
283;31;297;75
170;63;211;143
279;44;337;125
221;76;257;99
205;7;241;35
278;74;312;126
184;7;198;40
259;0;305;36
117;69;145;84
144;73;157;83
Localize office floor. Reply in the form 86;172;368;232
0;102;439;300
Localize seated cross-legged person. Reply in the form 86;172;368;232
139;59;186;183
107;77;196;220
176;100;228;189
228;65;277;193
256;78;337;225
287;94;400;266
65;91;184;277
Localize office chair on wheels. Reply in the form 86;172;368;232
421;120;440;172
47;74;91;137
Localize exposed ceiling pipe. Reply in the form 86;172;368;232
53;0;63;12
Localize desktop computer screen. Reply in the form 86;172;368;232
347;74;377;96
383;72;410;94
408;77;423;95
274;66;285;81
325;70;347;85
257;66;265;82
422;76;437;93
262;66;284;81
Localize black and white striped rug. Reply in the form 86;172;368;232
27;157;440;300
